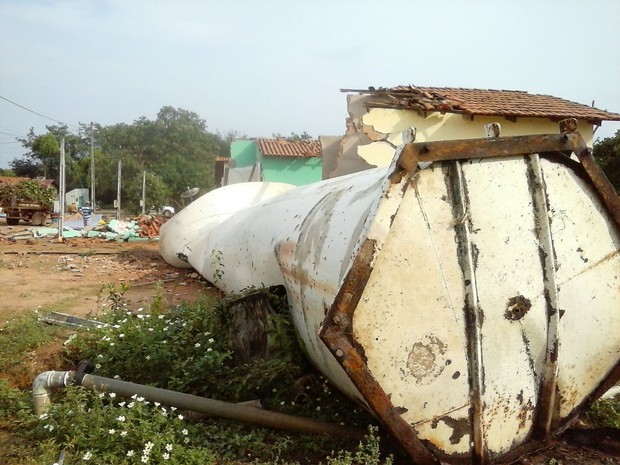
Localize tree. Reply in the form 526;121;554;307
271;131;313;141
97;107;228;208
123;171;173;214
593;130;620;192
11;125;91;189
10;107;230;210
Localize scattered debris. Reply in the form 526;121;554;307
39;311;109;329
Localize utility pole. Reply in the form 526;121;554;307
141;170;146;215
116;159;122;220
58;137;66;241
90;122;96;212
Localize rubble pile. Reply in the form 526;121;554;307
0;215;168;243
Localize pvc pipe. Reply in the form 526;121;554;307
32;371;363;439
32;371;75;416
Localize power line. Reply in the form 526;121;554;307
0;129;23;138
0;94;79;129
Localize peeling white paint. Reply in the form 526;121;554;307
160;136;619;462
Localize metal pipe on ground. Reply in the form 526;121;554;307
32;371;364;440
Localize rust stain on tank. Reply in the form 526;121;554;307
405;336;448;383
430;415;470;445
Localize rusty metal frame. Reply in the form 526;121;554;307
319;133;620;465
397;133;619;230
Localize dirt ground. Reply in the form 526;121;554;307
0;224;217;325
0;223;618;465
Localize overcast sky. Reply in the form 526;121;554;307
1;0;619;168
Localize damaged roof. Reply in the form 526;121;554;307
257;138;322;158
342;86;620;124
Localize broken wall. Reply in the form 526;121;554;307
324;94;596;179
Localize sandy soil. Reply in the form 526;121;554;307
0;224;217;324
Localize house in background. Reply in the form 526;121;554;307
326;86;620;178
219;138;322;186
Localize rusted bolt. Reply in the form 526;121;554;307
335;348;344;358
505;295;532;321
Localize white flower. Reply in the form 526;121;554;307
165;444;173;452
207;348;212;352
110;342;115;346
163;453;170;460
158;315;165;319
98;393;105;398
120;430;128;437
119;334;125;338
108;429;116;435
194;342;201;348
181;428;188;436
208;338;214;343
95;363;101;369
97;354;104;359
128;402;135;408
127;450;134;457
109;393;116;398
83;451;92;461
144;441;154;451
170;406;177;411
183;437;190;444
145;355;151;360
137;307;144;312
148;328;154;332
137;396;145;402
117;416;125;422
154;402;160;407
177;414;183;420
119;401;126;407
141;456;149;464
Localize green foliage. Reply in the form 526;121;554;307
97;106;228;208
123;171;173;214
57;286;377;463
325;426;393;465
11;124;91;186
10;108;229;210
272;131;313;141
0;313;57;372
594;130;620;191
0;179;56;210
585;396;620;429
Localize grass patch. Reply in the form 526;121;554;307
585;396;620;429
0;313;58;372
1;287;392;465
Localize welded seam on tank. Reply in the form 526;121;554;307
414;183;466;349
526;153;561;437
449;160;488;464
